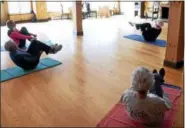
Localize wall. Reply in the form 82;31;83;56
1;2;9;25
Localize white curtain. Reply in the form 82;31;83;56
89;2;116;11
46;2;73;13
8;1;31;14
120;2;135;17
46;2;61;12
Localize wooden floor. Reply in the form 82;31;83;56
1;16;184;127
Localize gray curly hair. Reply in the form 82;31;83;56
131;67;154;92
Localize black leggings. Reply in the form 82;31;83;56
136;23;152;32
136;23;161;42
19;27;31;48
16;40;52;70
149;85;163;98
27;40;51;57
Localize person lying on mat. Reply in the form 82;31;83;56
6;20;37;49
4;39;62;70
120;67;171;127
129;20;164;42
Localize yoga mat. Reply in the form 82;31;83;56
124;34;166;47
1;70;14;82
1;40;53;52
1;58;62;82
40;58;62;67
97;84;182;128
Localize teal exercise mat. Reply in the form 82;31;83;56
40;58;62;67
1;70;14;82
5;63;47;78
1;58;62;82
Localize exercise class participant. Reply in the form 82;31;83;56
4;39;62;70
6;20;37;48
129;20;164;42
120;67;171;127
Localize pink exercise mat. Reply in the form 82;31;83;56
97;84;182;128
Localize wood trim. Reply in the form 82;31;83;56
140;1;145;18
14;20;32;24
164;60;184;69
36;18;50;22
76;31;83;36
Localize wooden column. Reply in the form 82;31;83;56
140;1;145;18
73;1;83;36
164;1;184;68
0;1;9;25
33;0;49;22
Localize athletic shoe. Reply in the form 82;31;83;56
52;44;63;54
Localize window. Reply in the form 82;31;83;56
8;1;31;14
46;1;73;13
46;2;60;12
89;2;116;11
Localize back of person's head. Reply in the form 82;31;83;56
6;20;16;29
4;40;17;52
131;67;154;94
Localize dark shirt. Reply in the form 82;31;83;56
9;49;39;70
142;28;162;42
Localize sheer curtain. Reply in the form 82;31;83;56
46;2;61;12
8;1;31;14
46;1;73;13
90;2;116;10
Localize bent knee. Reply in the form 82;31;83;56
21;27;27;30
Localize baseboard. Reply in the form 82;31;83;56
14;20;32;24
36;18;50;22
164;60;184;69
73;31;83;36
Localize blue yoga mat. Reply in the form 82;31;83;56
1;58;62;82
1;40;53;52
124;34;166;47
